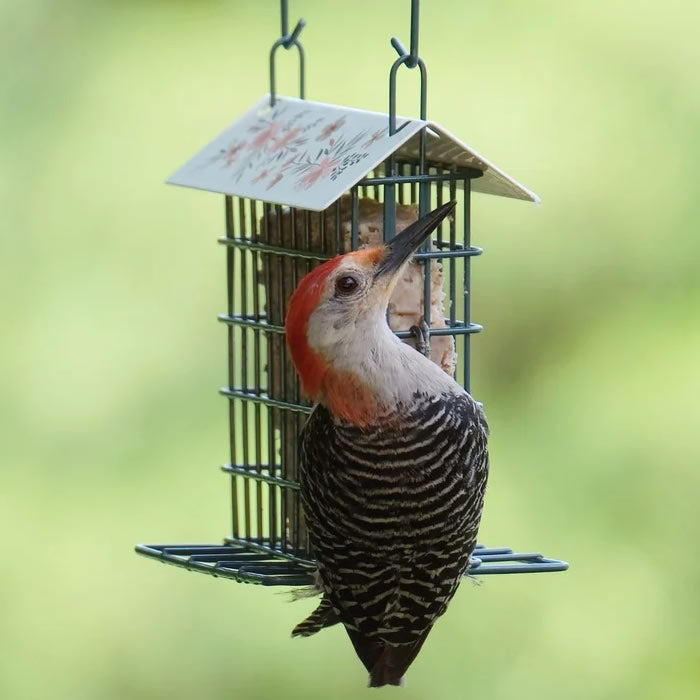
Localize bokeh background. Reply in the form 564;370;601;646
2;1;699;698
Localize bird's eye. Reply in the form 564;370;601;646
335;275;359;295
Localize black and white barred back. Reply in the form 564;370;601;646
293;389;489;672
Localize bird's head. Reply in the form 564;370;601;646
285;200;456;424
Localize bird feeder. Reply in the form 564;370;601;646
136;1;568;584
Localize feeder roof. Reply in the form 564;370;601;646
168;95;539;211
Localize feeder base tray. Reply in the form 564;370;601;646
135;540;568;585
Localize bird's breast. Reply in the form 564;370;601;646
300;391;488;550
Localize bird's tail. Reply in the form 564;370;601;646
346;628;431;688
368;653;406;688
367;641;428;688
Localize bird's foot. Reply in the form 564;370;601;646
410;319;431;358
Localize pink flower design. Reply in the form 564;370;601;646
362;128;387;148
248;122;281;152
267;173;283;190
271;126;302;152
317;117;346;142
296;156;339;190
252;169;269;184
223;141;244;165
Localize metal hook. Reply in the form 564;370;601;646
392;0;420;69
269;0;306;106
279;0;305;41
284;17;306;48
384;0;429;238
388;0;427;132
388;52;427;132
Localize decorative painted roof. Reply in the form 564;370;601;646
168;95;539;211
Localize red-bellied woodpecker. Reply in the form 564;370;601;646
285;201;489;687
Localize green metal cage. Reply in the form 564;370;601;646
136;0;568;585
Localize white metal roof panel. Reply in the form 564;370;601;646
167;95;426;211
167;95;539;209
395;123;539;203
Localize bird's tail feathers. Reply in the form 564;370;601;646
367;632;432;688
345;628;386;673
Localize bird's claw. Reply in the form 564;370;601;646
410;319;431;358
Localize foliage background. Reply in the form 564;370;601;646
2;1;699;698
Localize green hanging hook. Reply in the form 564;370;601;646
389;0;427;132
269;0;306;106
385;0;429;233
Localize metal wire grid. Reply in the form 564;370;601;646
218;162;482;562
135;542;568;586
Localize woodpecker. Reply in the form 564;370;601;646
285;201;489;687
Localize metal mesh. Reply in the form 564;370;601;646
218;160;484;562
135;542;568;585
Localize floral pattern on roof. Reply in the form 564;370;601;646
168;96;425;211
167;95;538;210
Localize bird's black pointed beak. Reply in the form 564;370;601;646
374;200;457;280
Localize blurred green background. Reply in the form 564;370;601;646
2;1;699;698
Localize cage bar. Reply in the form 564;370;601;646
135;543;568;586
224;166;484;562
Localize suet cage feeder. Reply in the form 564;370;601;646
136;0;568;585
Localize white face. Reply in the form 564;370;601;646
306;258;397;356
304;254;459;407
